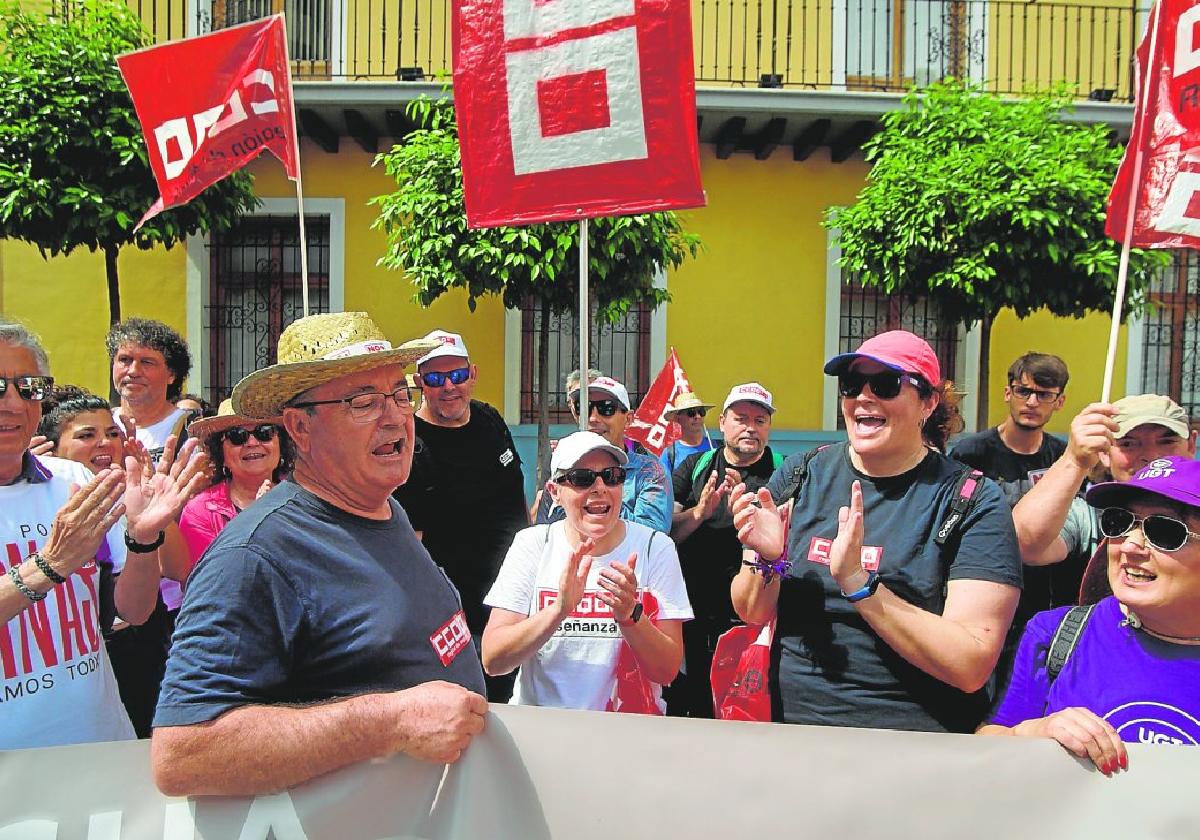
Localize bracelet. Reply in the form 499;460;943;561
8;564;47;602
742;551;792;586
124;530;165;553
30;552;66;585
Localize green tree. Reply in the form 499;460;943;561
371;96;701;480
825;80;1169;425
0;0;258;324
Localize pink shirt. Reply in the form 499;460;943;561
178;481;239;579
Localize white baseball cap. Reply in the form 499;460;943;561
723;382;776;414
575;375;631;411
550;431;629;475
417;330;469;365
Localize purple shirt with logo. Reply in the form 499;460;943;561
991;596;1200;746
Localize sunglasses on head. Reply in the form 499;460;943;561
0;375;54;402
1098;507;1200;552
838;370;927;400
555;465;627;488
569;394;621;417
223;424;278;446
419;367;470;388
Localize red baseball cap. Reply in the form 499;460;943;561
823;330;942;386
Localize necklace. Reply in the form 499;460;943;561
1120;610;1200;644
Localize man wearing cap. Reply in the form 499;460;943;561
393;330;527;702
658;390;715;477
1013;394;1197;615
151;312;488;797
535;373;673;533
665;383;783;717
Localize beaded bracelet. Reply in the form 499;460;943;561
8;564;47;603
742;551;792;586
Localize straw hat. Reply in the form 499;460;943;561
665;390;714;415
188;399;281;440
231;312;439;418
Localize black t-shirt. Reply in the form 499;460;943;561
392;400;528;635
766;444;1022;734
673;447;779;622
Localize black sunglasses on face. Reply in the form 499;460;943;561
420;367;471;388
1098;507;1200;552
224;424;278;446
680;408;707;419
555;465;627;488
0;375;54;402
569;394;621;417
838;370;925;400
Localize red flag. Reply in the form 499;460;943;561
1106;0;1200;248
117;15;299;228
625;348;694;456
452;0;706;228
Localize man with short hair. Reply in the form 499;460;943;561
393;330;527;702
950;352;1069;508
659;390;715;476
152;312;487;797
0;318;201;749
534;373;673;532
665;382;783;717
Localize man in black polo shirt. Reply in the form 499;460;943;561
393;330;528;702
665;383;783;717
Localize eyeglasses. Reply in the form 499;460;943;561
0;376;54;402
680;408;707;419
223;424;278;446
1011;384;1061;404
420;367;470;388
1098;507;1200;552
838;370;925;400
555;466;627;488
569;394;622;417
291;386;418;423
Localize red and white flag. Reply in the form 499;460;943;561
117;15;299;228
625;348;693;456
1107;0;1200;248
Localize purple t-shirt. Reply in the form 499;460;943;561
990;597;1200;747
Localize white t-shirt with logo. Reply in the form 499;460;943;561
0;456;134;748
485;521;692;712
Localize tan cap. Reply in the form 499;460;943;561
1113;394;1190;439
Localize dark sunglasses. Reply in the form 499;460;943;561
680;408;707;419
223;424;278;446
0;375;54;402
1098;507;1200;552
555;466;627;488
420;367;470;388
838;370;926;400
569;394;621;417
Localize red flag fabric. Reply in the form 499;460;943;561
117;15;299;228
1106;0;1200;248
452;0;706;228
625;348;694;456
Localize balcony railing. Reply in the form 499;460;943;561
125;0;1145;102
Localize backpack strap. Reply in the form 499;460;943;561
1046;604;1097;683
689;448;718;484
934;468;984;546
773;444;831;505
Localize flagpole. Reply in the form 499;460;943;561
1102;0;1161;402
278;13;310;317
579;217;589;432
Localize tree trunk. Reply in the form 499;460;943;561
536;297;551;486
976;314;993;431
104;244;121;325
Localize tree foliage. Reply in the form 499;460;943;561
0;0;258;320
825;80;1169;327
370;96;701;323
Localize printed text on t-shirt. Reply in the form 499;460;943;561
807;537;883;571
428;610;472;667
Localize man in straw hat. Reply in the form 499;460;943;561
658;389;715;477
151;312;488;796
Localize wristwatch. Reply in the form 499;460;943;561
617;601;644;626
841;571;881;603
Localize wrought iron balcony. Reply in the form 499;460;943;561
126;0;1143;103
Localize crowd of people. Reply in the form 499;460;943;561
0;310;1196;796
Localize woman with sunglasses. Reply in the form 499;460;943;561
482;431;692;711
979;455;1200;771
178;400;292;575
731;330;1022;732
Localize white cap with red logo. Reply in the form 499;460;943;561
578;375;631;411
417;330;469;365
723;382;776;414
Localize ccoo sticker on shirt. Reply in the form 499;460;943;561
429;610;472;667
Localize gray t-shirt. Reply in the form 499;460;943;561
1060;496;1101;561
155;481;486;727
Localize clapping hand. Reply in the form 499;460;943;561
556;537;595;619
829;481;869;593
597;553;639;622
123;435;209;543
731;483;786;560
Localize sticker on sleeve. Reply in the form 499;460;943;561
429;610;472;667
